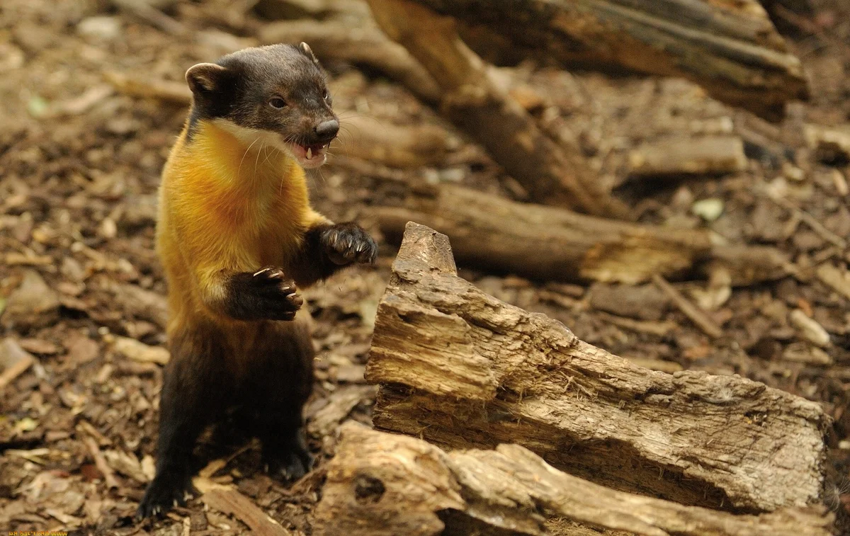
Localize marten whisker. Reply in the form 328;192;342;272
253;139;264;179
337;110;363;120
261;143;275;167
238;136;261;177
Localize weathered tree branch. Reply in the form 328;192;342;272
373;183;790;285
314;423;833;536
366;0;628;218
404;0;809;121
365;222;828;512
333;115;453;168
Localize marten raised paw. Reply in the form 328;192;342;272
318;222;378;266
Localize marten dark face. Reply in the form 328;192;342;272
185;43;338;169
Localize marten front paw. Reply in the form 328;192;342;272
137;473;196;519
320;223;377;266
264;446;314;480
263;430;315;481
227;268;303;321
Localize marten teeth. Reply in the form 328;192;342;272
306;147;313;159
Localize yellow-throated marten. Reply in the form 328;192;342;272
137;43;377;518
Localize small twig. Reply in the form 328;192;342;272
0;351;34;390
0;339;36;390
76;420;112;447
768;194;847;250
83;435;120;489
652;275;723;338
112;0;187;36
195;479;292;536
596;311;676;337
6;448;50;465
197;439;259;480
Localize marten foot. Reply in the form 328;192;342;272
262;430;314;480
137;472;196;519
320;223;377;266
226;268;303;321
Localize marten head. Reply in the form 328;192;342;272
185;43;337;169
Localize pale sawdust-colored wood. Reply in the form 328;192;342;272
365;222;828;512
394;0;808;121
314;423;833;536
373;182;790;285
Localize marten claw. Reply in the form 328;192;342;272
227;268;303;321
137;473;195;519
321;223;377;266
263;445;314;481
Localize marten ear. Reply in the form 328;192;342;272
299;42;320;65
185;63;229;95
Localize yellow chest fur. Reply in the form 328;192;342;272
156;121;321;327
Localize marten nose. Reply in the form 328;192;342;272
315;119;339;142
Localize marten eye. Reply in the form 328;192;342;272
269;97;287;109
323;91;330;102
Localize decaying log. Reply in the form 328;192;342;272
373;183;789;285
103;71;190;105
314;423;833;536
627;136;748;178
257;20;441;104
804;124;850;165
366;0;627;218
365;222;828;512
400;0;808;121
334;116;453;168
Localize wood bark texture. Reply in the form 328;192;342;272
401;0;808;121
366;0;628;218
365;222;828;512
329;115;453;168
372;183;790;285
627;136;748;178
314;423;833;536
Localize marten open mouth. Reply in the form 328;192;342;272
287;142;329;169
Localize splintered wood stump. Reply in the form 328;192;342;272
373;183;789;285
314;423;833;536
365;223;828;512
396;0;808;121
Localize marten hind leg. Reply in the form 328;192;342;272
138;324;230;518
242;319;315;480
